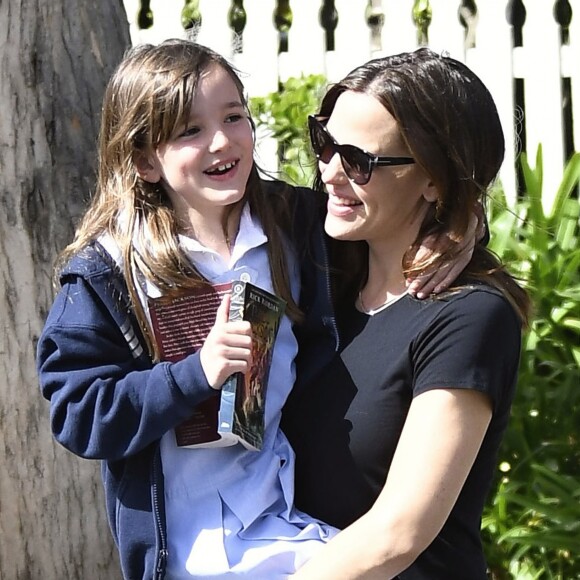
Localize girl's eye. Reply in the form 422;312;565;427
225;113;244;123
180;126;200;138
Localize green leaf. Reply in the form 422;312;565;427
548;151;580;221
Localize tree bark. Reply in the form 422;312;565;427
0;0;130;577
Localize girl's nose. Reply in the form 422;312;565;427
208;129;230;152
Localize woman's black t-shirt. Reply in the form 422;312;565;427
283;286;521;579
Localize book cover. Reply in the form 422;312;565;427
217;280;286;450
148;282;231;448
148;280;285;450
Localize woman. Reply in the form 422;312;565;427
283;48;530;578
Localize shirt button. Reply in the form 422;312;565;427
240;272;251;282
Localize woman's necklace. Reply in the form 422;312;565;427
358;289;409;316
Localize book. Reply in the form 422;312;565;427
148;280;286;451
217;280;286;450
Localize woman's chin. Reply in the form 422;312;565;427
324;216;360;241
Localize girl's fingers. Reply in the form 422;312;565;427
225;320;252;336
214;293;231;324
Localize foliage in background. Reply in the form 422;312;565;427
253;75;580;579
181;0;202;30
483;148;580;579
249;74;327;186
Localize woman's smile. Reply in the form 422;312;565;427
327;191;363;217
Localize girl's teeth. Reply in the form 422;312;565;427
207;161;236;174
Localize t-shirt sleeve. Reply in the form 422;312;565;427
411;288;522;413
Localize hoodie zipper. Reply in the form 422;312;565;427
152;446;168;579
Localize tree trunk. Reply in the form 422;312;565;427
0;1;130;578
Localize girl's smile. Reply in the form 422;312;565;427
204;159;240;178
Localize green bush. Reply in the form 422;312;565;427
249;74;326;186
483;148;580;579
253;75;580;579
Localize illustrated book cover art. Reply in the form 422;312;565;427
148;280;285;450
218;280;286;450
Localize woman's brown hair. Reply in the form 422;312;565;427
315;48;531;326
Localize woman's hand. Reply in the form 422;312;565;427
199;294;253;390
406;207;486;298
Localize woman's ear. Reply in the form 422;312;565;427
422;181;439;203
133;152;161;183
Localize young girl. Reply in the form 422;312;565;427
37;40;475;579
37;39;338;580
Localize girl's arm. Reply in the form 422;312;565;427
292;387;492;579
407;205;486;298
38;279;251;461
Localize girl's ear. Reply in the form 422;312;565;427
422;181;439;203
133;152;161;183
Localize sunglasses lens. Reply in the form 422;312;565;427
310;121;335;164
309;117;372;185
341;146;371;185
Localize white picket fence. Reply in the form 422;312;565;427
123;0;580;209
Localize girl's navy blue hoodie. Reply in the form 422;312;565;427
37;183;339;579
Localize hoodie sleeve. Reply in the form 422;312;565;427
37;275;216;461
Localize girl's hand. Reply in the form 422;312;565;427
199;294;253;390
407;207;485;298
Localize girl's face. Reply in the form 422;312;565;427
138;64;254;222
320;91;437;253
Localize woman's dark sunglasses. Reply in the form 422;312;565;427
308;115;415;185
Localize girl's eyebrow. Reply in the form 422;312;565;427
191;101;244;117
186;101;246;124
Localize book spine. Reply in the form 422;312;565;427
216;281;247;443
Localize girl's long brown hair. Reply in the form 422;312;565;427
56;39;300;359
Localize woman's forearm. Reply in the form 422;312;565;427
292;510;421;579
293;388;493;579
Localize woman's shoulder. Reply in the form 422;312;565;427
441;282;515;307
420;282;522;333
